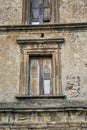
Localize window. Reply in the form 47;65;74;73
30;0;51;25
17;39;64;96
29;56;52;95
23;0;59;24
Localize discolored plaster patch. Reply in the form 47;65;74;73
66;75;80;97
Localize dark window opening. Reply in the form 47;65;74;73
28;56;52;95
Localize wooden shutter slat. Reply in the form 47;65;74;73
30;59;39;95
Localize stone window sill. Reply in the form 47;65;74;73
16;94;66;100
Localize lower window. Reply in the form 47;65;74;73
17;38;64;96
29;56;52;95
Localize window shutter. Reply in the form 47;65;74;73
29;57;52;95
43;0;51;22
30;59;39;95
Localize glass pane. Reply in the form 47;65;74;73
44;80;51;94
43;58;51;79
43;58;52;94
30;59;39;95
31;0;43;23
31;22;40;25
32;9;39;21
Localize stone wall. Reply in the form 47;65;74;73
0;111;86;130
0;26;87;102
0;0;22;25
61;30;87;101
60;0;87;23
0;33;20;102
0;1;87;129
0;99;86;130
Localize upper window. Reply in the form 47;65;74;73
23;0;59;24
30;0;51;25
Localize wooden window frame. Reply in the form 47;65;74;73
29;56;53;95
22;0;60;24
17;39;64;96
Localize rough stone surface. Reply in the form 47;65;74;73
0;33;20;102
61;31;87;101
0;29;87;102
0;0;22;25
0;110;86;129
60;0;87;23
0;100;86;130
